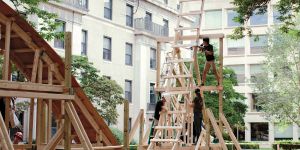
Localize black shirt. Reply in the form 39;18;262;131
0;98;5;120
203;44;215;61
154;100;164;120
193;95;203;114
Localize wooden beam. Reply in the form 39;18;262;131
156;34;225;43
47;64;53;143
128;110;143;143
123;100;129;150
139;109;144;148
193;47;201;86
219;38;224;131
0;80;65;93
12;48;32;53
43;126;64;150
220;113;241;150
155;86;223;92
156;42;161;88
0;112;14;150
11;22;39;50
36;60;43;146
0;90;75;100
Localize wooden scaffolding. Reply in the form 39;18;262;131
146;0;242;149
0;1;121;149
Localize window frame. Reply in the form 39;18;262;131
104;0;112;20
150;83;156;104
54;20;66;49
150;48;157;70
125;43;133;66
81;30;88;56
126;4;134;27
227;9;240;27
204;9;223;29
227;38;245;56
250;9;268;26
103;36;112;61
125;80;132;103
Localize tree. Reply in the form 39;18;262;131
252;27;300;126
231;0;298;39
195;49;247;127
72;56;124;125
8;0;63;40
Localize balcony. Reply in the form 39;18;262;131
147;103;156;111
134;18;169;37
49;0;88;11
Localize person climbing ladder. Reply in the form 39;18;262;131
199;38;220;86
190;88;203;144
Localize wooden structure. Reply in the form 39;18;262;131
146;0;241;149
0;1;122;149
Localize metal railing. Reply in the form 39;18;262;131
134;18;169;37
51;0;88;11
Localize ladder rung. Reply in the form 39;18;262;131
155;126;183;130
172;43;197;48
167;58;194;63
179;0;202;2
167;111;186;114
151;139;180;142
164;91;190;95
175;26;199;31
163;75;192;79
179;11;202;16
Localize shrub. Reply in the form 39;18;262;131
272;140;300;150
226;142;259;150
109;127;137;145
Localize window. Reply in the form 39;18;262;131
103;36;112;61
164;0;168;4
250;9;268;25
126;4;133;27
226;65;245;85
80;0;88;9
150;83;156;104
125;43;133;66
251;93;262;112
54;20;65;49
205;10;222;29
104;0;112;20
145;12;152;31
81;30;87;56
125;80;132;102
150;48;156;69
163;19;169;36
227;38;245;55
250;64;263;81
128;118;132;132
251;123;269;141
275;124;293;140
273;8;281;24
250;35;267;54
227;10;240;27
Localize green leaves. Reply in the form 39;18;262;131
72;56;124;125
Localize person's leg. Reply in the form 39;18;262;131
194;114;201;143
153;119;159;136
202;62;211;85
211;61;220;84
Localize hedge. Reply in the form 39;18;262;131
226;142;259;150
272;141;300;150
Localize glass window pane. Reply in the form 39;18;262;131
250;9;268;25
227;38;245;55
227;65;245;84
250;35;267;54
250;64;263;74
227;10;240;27
150;48;156;69
251;123;269;141
205;10;222;29
274;124;293;139
104;0;111;9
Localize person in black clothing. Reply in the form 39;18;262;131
190;88;203;143
199;38;220;86
0;97;5;120
153;96;167;135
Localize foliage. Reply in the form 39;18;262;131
110;127;137;146
231;0;299;39
226;142;260;150
272;141;300;150
195;52;247;127
252;28;300;126
9;0;63;40
72;56;124;125
15;101;30;114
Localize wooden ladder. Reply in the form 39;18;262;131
149;0;205;150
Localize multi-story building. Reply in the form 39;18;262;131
198;0;299;146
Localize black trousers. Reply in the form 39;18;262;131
194;113;203;143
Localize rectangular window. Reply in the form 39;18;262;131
150;48;156;69
150;83;156;104
251;123;269;141
251;93;262;112
227;38;245;55
126;4;133;27
103;36;112;61
250;64;263;81
104;0;112;20
81;30;87;56
125;43;133;66
163;19;169;36
250;35;267;54
54;20;66;49
250;9;268;25
275;124;293;140
80;0;88;9
227;9;240;27
145;12;152;31
226;65;245;85
125;80;132;103
205;10;222;29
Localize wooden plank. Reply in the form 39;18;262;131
142;125;151;145
43;126;64;150
220;113;241;150
11;22;39;50
41;54;64;85
47;64;54;143
123;100;129;150
64;32;72;150
0;112;14;150
139;109;144;148
193;47;201;86
0;90;75;99
0;80;65;93
156;42;161;88
219;38;224;131
36;60;43;146
12;48;32;53
195;131;205;150
156;86;223;92
156;34;225;43
206;109;227;150
128;110;143;143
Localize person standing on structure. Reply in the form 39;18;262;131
199;38;220;86
190;88;203;143
153;96;167;135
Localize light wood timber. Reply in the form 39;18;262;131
123;100;129;150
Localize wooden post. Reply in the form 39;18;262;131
218;38;224;131
139;109;144;148
0;112;13;150
47;64;54;142
64;32;72;150
156;42;161;90
123;100;129;150
193;47;201;86
36;59;43;146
